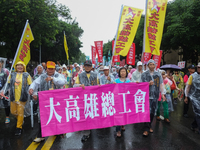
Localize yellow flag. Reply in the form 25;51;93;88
145;0;168;55
114;6;143;56
13;21;34;67
64;33;69;60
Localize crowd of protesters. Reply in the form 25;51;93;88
0;58;200;143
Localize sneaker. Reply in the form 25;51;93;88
33;137;45;143
156;116;161;121
5;118;10;124
15;128;22;136
81;135;90;142
164;118;170;123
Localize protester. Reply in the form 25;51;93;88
72;63;78;73
183;65;195;118
98;66;104;79
0;59;9;76
115;67;131;137
166;69;179;104
56;67;62;74
41;62;46;73
33;65;43;80
32;65;44;114
128;68;136;80
0;59;10;123
157;70;173;123
62;64;69;88
2;61;32;135
29;61;67;142
173;70;184;104
140;59;166;137
128;65;132;73
74;60;99;142
131;61;143;82
72;65;80;85
112;67;118;79
100;66;115;85
185;62;200;134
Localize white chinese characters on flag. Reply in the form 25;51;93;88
94;41;103;63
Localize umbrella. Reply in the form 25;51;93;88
160;64;181;70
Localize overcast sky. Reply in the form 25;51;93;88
57;0;173;58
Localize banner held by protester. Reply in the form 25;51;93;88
39;83;150;137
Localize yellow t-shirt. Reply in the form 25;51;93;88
75;74;99;85
8;73;32;101
187;75;193;85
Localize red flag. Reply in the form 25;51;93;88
94;41;103;63
126;43;135;66
153;50;162;69
142;52;152;63
113;55;120;63
91;46;96;64
119;59;126;67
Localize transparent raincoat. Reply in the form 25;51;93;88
185;72;200;116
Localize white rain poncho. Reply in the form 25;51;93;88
131;61;143;82
185;72;200;116
100;74;115;85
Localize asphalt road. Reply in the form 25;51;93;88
0;100;199;150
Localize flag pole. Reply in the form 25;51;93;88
2;20;29;95
141;0;148;63
109;5;124;69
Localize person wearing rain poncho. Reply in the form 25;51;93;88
62;64;70;88
173;70;184;104
185;63;200;134
140;59;166;137
73;60;99;142
0;59;10;124
156;70;173;123
112;67;118;79
131;61;143;83
29;61;67;143
100;66;115;85
32;65;44;115
1;61;32;136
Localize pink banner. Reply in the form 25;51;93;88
94;41;103;63
91;46;96;64
153;50;162;69
39;83;150;137
126;43;136;66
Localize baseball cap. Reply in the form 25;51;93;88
47;61;56;68
188;64;195;69
84;60;92;66
197;63;200;67
103;66;109;70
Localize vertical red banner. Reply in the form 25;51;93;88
112;40;120;64
126;43;135;66
94;41;103;63
153;50;163;69
91;46;96;64
119;59;126;67
113;55;120;63
142;52;152;63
